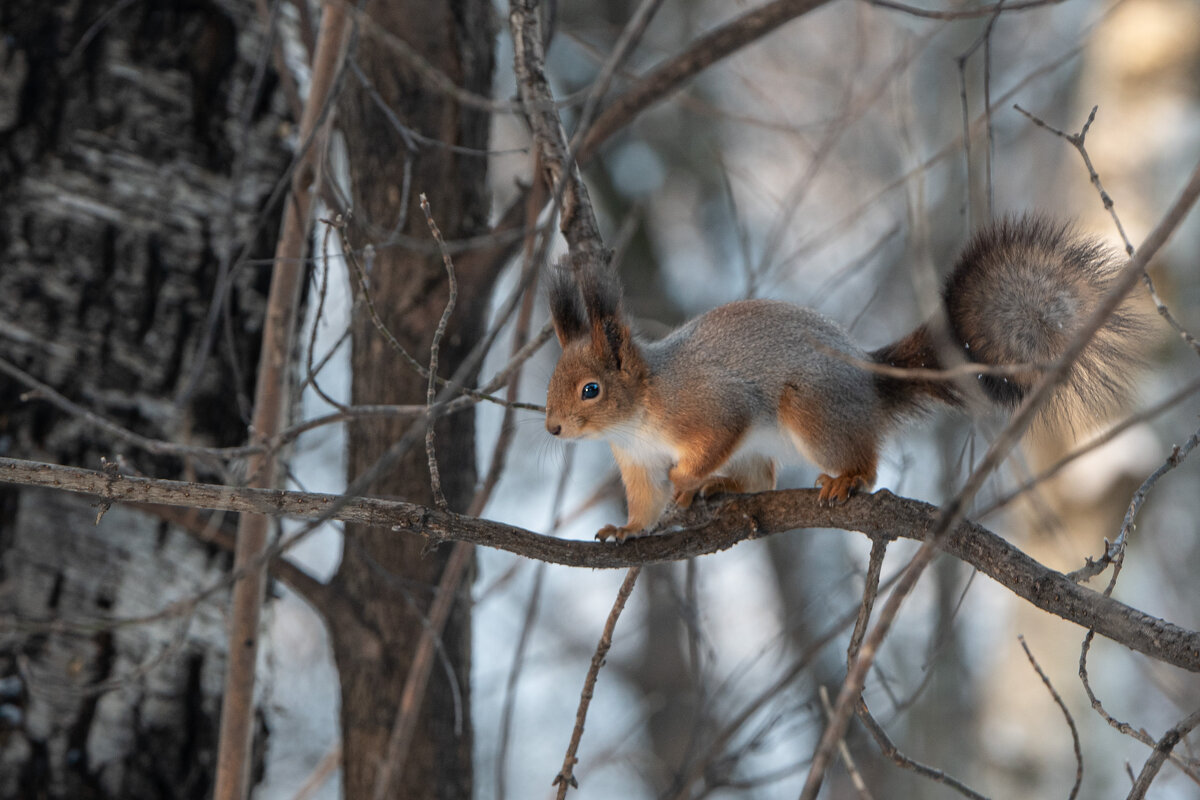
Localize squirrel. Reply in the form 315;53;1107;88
545;216;1147;542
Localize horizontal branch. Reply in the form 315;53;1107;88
3;455;1198;672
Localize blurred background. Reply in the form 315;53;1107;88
2;0;1199;798
277;0;1200;797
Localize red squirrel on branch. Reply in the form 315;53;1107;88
545;217;1147;542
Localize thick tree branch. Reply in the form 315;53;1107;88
3;455;1198;674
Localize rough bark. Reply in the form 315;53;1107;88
328;1;495;797
0;0;288;796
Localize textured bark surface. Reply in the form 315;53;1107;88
329;1;496;798
0;0;289;796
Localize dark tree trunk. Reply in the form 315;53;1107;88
0;1;289;797
327;1;496;797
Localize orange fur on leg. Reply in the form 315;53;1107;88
604;445;671;541
668;429;745;508
778;384;878;506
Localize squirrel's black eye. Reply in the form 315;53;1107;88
581;382;600;400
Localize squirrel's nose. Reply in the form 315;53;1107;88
546;422;562;436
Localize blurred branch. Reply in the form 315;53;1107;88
867;0;1067;21
818;686;873;800
4;456;1200;674
579;0;835;162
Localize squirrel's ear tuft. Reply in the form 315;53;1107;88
577;266;631;369
548;261;587;347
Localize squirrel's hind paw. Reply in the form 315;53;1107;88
815;473;870;506
596;523;642;543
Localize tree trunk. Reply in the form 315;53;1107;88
0;1;289;796
328;1;495;797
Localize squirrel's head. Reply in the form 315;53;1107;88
544;261;647;440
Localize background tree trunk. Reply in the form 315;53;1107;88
0;1;289;797
327;1;496;797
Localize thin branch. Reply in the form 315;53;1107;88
553;567;642;797
290;743;342;800
848;539;888;668
854;702;989;800
1079;633;1200;782
419;193;457;511
335;218;543;411
1019;635;1082;799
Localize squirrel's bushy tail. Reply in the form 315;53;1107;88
871;215;1148;425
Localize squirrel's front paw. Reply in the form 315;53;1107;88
596;523;640;543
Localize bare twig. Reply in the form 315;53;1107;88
335;219;543;412
1079;631;1200;782
1075;424;1200;785
848;538;888;668
854;702;990;799
305;215;350;412
568;0;668;155
553;567;642;797
1018;635;1082;799
1127;707;1200;799
419;193;458;510
956;0;1006;223
868;0;1066;20
0;356;231;470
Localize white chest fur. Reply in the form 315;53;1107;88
604;418;818;477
